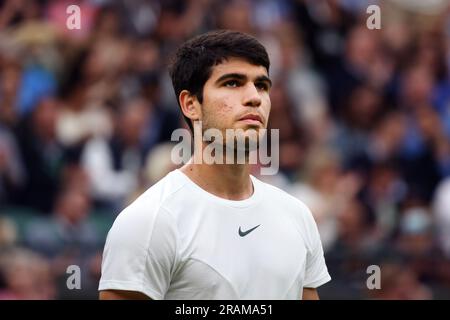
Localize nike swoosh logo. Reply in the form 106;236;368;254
238;224;261;237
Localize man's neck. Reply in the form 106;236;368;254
180;159;254;201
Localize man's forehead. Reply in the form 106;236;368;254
210;57;268;79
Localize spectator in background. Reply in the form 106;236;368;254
215;0;254;34
23;187;100;260
267;82;307;178
23;187;101;298
0;247;56;300
325;197;381;297
271;22;330;147
56;78;113;148
290;147;362;252
14;97;67;213
392;200;443;282
1;0;60;117
331;83;386;168
359;161;407;240
81;97;150;211
367;262;432;300
139;67;184;156
291;0;356;72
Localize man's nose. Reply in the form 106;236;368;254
243;83;262;107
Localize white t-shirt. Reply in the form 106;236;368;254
99;169;331;299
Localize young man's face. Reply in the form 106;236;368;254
198;57;271;146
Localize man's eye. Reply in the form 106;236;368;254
256;82;269;91
224;80;239;88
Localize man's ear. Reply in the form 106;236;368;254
179;90;201;122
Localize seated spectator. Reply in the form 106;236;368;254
81;97;149;212
23;187;100;260
0;247;56;300
367;262;432;300
23;187;102;298
14;96;67;213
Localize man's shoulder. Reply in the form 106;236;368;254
112;170;187;228
138;169;188;206
255;176;311;212
254;176;317;231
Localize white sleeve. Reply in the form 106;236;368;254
302;205;332;288
98;203;178;299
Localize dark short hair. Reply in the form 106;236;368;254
169;30;270;131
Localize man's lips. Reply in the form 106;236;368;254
239;114;263;124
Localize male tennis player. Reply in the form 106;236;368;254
99;30;331;300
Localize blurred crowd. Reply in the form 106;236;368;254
1;0;450;299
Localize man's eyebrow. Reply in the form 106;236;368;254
215;73;247;84
215;73;272;87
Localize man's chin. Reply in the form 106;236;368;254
223;136;260;153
